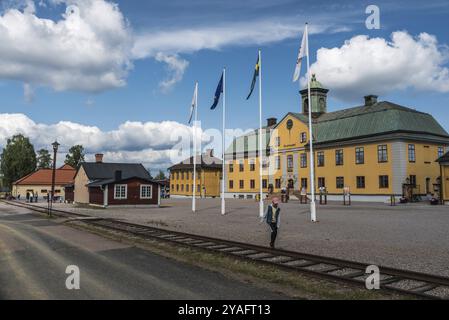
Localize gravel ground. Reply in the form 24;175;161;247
26;198;449;277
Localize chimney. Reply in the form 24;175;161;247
364;95;378;106
95;153;104;163
267;118;277;127
115;170;122;181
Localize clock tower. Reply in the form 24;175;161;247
300;74;329;118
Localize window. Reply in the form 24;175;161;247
356;176;365;189
262;179;268;189
275;137;281;147
408;144;416;162
186;172;189;180
275;179;281;189
181;172;184;180
355;147;364;164
176;184;179;192
300;132;307;143
239;161;244;172
229;163;234;173
140;185;153;199
379;175;389;188
186;184;189;192
287;155;294;171
171;184;174;191
229;180;234;189
317;152;325;167
239;180;244;189
275;156;281;170
336;177;344;189
250;180;256;189
197;184;200;192
318;177;325;188
176;172;179;179
300;153;307;168
409;175;417;187
250;160;256;171
378;145;388;163
335;150;344;166
301;178;307;189
114;184;127;199
181;184;184;191
438;146;444;158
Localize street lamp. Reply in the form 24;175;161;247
48;140;60;217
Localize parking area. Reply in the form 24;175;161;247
24;198;449;277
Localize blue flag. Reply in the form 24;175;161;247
210;73;224;110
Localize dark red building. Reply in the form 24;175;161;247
74;154;162;207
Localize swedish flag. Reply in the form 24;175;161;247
246;55;260;100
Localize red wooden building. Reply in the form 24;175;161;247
73;154;162;207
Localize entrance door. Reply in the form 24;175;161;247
288;179;294;189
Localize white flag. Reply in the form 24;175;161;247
188;82;198;124
293;24;308;82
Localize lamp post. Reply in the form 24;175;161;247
48;140;60;217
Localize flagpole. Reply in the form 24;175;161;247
258;49;264;218
192;82;198;213
221;68;226;215
305;23;317;222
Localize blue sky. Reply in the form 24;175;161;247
0;0;448;169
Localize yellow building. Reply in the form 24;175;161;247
169;149;222;198
437;152;449;204
225;75;449;202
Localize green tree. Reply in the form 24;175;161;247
0;134;37;187
36;149;52;169
154;170;167;180
65;145;85;168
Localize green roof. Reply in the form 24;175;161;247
226;101;449;154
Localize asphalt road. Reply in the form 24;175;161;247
0;203;286;300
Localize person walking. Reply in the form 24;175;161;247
262;197;281;248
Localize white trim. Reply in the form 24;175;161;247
103;185;108;207
114;184;127;200
140;184;153;199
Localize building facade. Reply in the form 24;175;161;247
169;149;222;198
437;152;449;204
225;75;449;202
12;164;76;201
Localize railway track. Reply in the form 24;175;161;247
2;199;449;299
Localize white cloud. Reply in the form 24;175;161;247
0;0;132;93
0;1;350;94
0;113;208;170
132;20;329;59
304;31;449;101
155;53;189;93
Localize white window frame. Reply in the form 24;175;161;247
140;184;153;199
114;184;127;200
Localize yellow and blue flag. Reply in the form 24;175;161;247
246;55;260;100
210;72;224;110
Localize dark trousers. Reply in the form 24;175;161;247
269;222;278;246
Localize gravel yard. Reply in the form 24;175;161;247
30;198;449;277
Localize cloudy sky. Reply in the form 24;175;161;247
0;0;448;172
